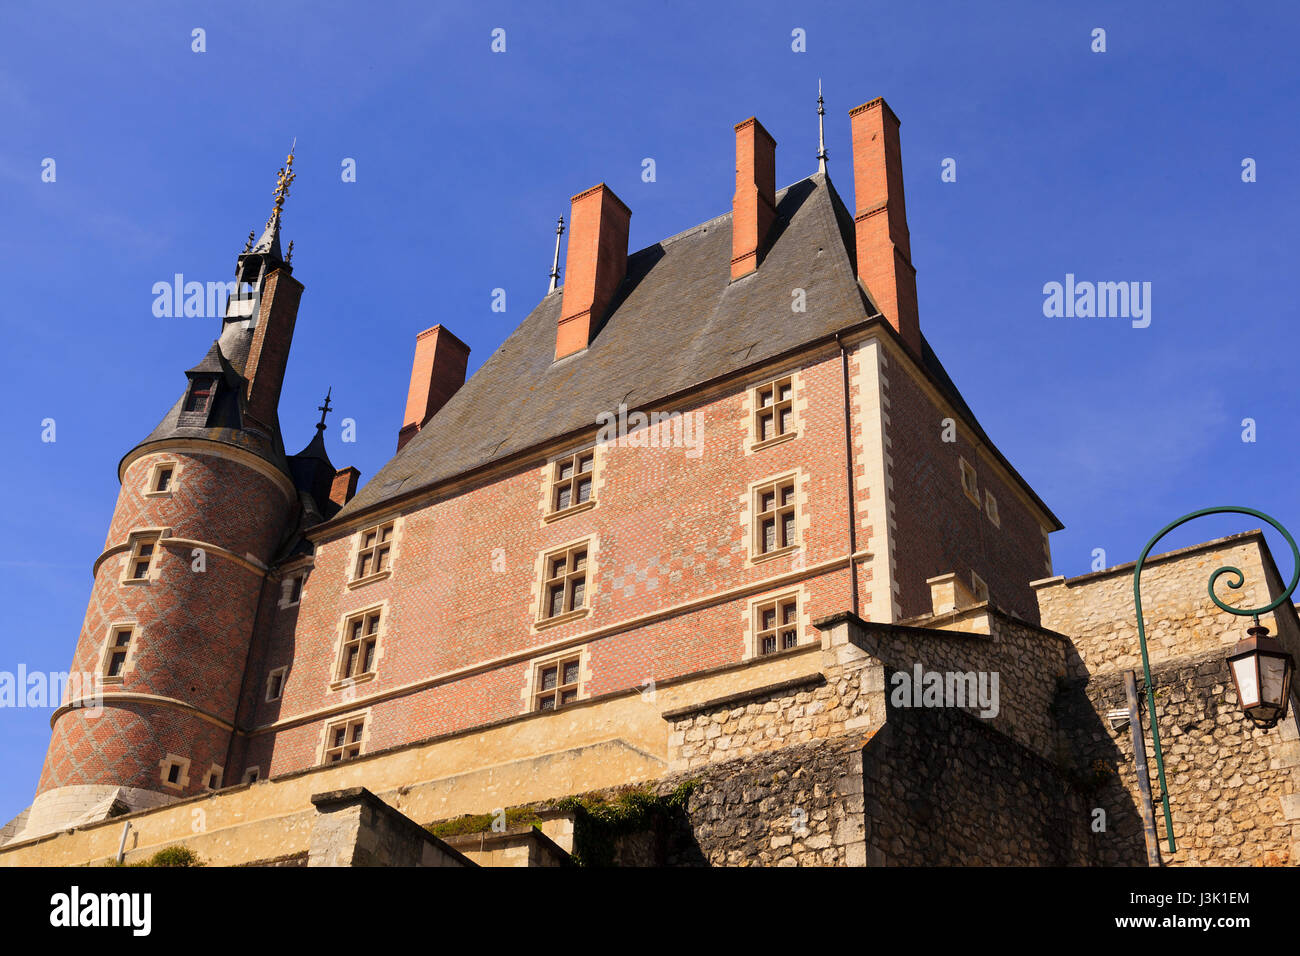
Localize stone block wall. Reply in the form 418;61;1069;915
1034;532;1300;681
843;610;1070;761
655;734;867;867
664;671;874;773
307;788;474;867
1064;650;1300;866
861;699;1098;865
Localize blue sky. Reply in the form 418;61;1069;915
1;1;1296;824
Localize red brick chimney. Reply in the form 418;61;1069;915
243;269;304;433
730;117;778;280
397;324;471;452
849;97;921;357
330;466;361;508
556;184;631;360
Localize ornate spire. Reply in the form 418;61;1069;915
249;141;296;261
316;386;333;432
548;215;566;293
817;79;828;174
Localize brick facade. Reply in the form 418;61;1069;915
38;448;293;798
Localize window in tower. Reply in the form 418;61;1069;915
145;460;178;497
179;376;218;425
536;541;592;626
205;766;223;790
322;715;367;764
752;375;797;450
752;476;799;560
123;533;161;583
241;767;260;785
548;449;596;519
971;571;990;604
158;755;191;791
352;521;395;582
754;594;801;657
102;625;135;682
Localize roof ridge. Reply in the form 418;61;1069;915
628;174;822;258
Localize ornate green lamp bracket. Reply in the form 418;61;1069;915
1132;506;1300;854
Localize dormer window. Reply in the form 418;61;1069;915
184;376;216;414
178;375;219;427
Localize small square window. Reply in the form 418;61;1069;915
550;451;596;515
146;462;177;496
971;571;989;604
533;655;582;712
323;716;366;763
158;755;190;791
206;767;223;790
242;767;260;785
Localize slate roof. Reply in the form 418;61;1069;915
123;324;290;478
333;171;1060;529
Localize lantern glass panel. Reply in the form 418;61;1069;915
1231;655;1261;709
1261;655;1289;708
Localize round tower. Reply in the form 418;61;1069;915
20;152;309;839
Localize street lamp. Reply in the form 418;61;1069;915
1227;621;1294;728
1131;506;1299;854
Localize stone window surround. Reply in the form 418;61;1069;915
741;470;809;568
143;458;181;498
520;645;593;714
538;442;607;526
984;488;1000;527
329;601;389;692
158;754;191;791
278;569;308;610
743;367;807;455
120;527;169;585
347;517;403;589
971;570;990;603
741;584;811;662
546;448;597;519
266;665;288;702
241;767;261;785
959;457;980;506
532;536;598;631
205;764;224;790
98;620;140;683
317;708;373;765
